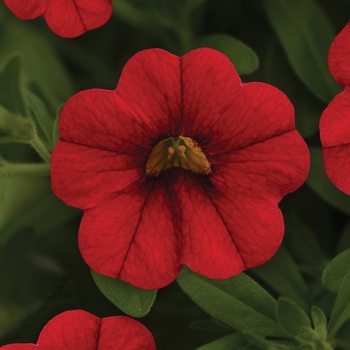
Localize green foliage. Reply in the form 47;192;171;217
183;0;207;15
91;270;157;317
311;306;328;342
327;264;350;339
0;54;27;116
177;266;285;337
192;34;259;75
284;213;325;277
323;248;350;293
195;332;247;350
0;19;73;105
307;147;350;215
276;297;312;337
251;245;312;311
263;0;341;103
262;38;325;139
25;91;54;151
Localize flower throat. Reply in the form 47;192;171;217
146;136;211;176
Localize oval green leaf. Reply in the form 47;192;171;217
177;266;286;338
192;34;259;75
91;270;157;318
263;0;341;103
322;249;350;293
276;297;312;337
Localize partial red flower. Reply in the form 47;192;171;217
51;48;309;289
4;0;112;38
0;310;155;349
320;21;350;194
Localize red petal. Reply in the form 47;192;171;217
37;310;155;349
4;0;45;19
320;87;350;194
58;89;151;154
328;21;350;87
51;142;144;210
211;131;310;201
45;0;112;38
181;50;294;154
99;316;156;350
79;176;181;289
175;171;246;277
0;345;37;349
178;132;309;276
116;49;183;136
38;310;100;349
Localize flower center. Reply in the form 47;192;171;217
146;136;212;176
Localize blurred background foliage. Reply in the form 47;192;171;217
1;0;350;349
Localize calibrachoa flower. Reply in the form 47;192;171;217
51;48;309;289
0;310;155;349
4;0;112;38
320;21;350;194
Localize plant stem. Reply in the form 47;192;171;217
30;135;51;164
0;162;50;177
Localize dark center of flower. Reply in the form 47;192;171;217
146;136;212;176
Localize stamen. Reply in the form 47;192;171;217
146;136;211;176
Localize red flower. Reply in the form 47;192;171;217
51;48;309;289
4;0;112;38
0;310;155;349
320;22;350;194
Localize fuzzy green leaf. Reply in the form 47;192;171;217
276;297;312;337
322;249;350;293
311;306;327;341
177;267;285;337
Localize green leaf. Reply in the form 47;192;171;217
184;0;207;15
263;0;341;103
244;333;296;350
190;319;230;332
177;267;286;337
276;297;312;337
284;212;325;276
0;176;78;241
262;38;325;139
327;269;350;340
0;54;27;116
0;20;73;106
251;245;312;311
112;0;160;29
311;306;327;341
0;106;34;141
195;332;247;350
91;270;157;318
25;91;54;150
322;249;350;293
192;34;259;75
307;147;350;216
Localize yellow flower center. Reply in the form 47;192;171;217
146;136;212;176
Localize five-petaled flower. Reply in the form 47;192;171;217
320;21;350;195
51;48;310;289
0;310;155;349
4;0;112;38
